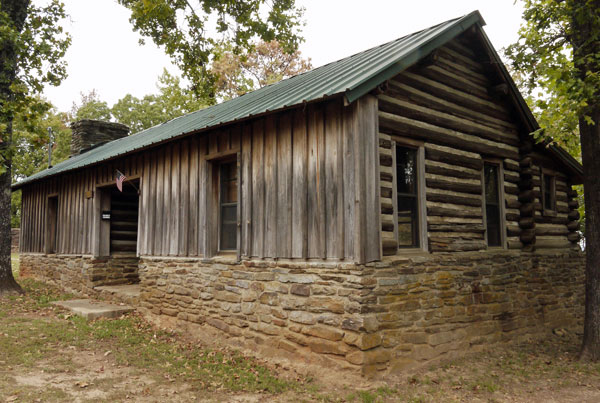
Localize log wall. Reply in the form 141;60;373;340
377;36;576;254
20;97;382;263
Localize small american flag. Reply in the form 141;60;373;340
115;170;126;192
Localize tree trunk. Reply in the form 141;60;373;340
0;0;30;296
573;0;600;361
580;107;600;360
0;155;20;296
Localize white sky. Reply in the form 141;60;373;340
41;0;524;112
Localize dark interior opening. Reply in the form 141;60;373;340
110;181;139;255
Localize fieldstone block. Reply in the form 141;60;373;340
259;292;279;306
306;297;345;314
341;317;364;331
302;325;344;341
289;311;316;325
308;338;350;356
290;284;310;296
278;273;318;284
215;291;241;303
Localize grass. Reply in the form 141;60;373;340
11;252;19;276
0;278;298;396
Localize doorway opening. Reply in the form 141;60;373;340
45;196;58;254
110;181;139;255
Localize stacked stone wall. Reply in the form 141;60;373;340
366;250;585;375
20;250;584;377
138;250;584;377
20;254;139;297
138;257;374;372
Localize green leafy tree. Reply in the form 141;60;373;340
11;100;71;228
70;89;112;121
0;0;70;295
112;69;207;133
117;0;305;99
211;39;312;100
506;0;600;360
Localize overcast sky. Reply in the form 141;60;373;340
41;0;525;112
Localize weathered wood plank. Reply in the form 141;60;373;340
139;152;149;255
325;100;344;259
361;95;382;262
264;116;278;258
291;108;308;259
179;139;189;256
251;119;265;258
154;147;165;255
197;135;207;256
241;123;253;258
307;104;325;258
276;112;293;258
169;143;180;255
188;136;199;256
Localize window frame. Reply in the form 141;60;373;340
391;137;428;253
541;168;557;217
204;151;241;259
481;160;507;249
218;158;238;252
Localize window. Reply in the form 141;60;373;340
483;163;503;247
219;160;238;251
45;196;58;254
396;145;420;248
541;171;556;213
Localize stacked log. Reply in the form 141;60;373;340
518;141;536;250
380;133;398;255
504;159;523;249
566;184;581;244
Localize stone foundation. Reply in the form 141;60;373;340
138;249;584;377
20;249;585;377
367;249;585;375
20;253;139;297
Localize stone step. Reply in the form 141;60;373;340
95;284;141;306
52;299;134;320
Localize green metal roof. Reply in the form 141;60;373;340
13;10;582;188
14;11;486;189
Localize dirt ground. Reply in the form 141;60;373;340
2;264;600;402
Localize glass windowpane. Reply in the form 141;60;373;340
396;146;419;248
396;148;417;195
398;196;418;247
484;163;501;247
484;165;498;205
220;160;238;250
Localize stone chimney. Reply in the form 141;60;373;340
70;119;130;155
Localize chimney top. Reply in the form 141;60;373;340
70;119;129;156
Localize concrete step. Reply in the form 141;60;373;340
95;284;141;306
52;299;134;320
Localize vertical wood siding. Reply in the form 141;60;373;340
19;97;381;262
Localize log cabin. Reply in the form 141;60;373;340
14;11;585;376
